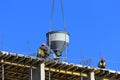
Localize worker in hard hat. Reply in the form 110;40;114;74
98;57;106;68
37;43;50;58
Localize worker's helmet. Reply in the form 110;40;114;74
101;57;105;61
41;43;46;46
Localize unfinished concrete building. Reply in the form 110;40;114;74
0;51;120;80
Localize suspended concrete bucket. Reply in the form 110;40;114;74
46;30;69;57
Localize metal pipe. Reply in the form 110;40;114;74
30;65;33;80
49;70;51;80
80;72;83;80
2;59;4;80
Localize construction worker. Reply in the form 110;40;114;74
37;43;49;58
98;57;106;68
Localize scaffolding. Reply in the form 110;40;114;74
0;51;120;80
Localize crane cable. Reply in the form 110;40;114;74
49;0;66;31
60;0;66;31
49;0;54;31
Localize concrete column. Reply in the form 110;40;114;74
89;71;95;80
30;62;45;80
40;62;45;80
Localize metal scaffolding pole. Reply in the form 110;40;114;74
80;72;83;80
30;65;33;80
49;70;51;80
2;59;5;80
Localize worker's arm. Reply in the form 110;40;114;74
40;46;48;51
40;46;50;55
98;62;101;68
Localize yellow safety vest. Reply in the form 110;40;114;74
38;49;44;55
100;62;106;66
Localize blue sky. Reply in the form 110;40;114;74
0;0;120;71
